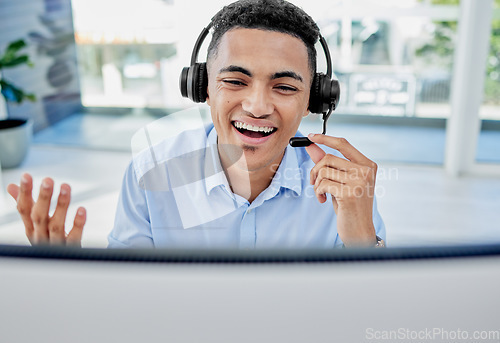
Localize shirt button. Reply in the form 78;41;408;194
247;209;252;214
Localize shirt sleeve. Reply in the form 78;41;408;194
372;196;386;242
107;161;155;248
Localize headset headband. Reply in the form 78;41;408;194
188;22;333;79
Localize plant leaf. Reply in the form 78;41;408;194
6;39;26;54
25;93;37;102
0;55;29;68
0;39;31;68
0;80;24;103
0;79;35;104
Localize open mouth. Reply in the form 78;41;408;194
232;121;277;139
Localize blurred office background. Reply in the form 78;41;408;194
0;0;499;247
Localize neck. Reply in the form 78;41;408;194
218;145;284;204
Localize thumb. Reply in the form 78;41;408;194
6;184;20;201
305;143;326;164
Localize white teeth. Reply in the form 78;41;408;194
233;121;275;133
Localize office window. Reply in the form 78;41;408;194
71;0;179;108
72;0;464;119
298;0;460;118
480;0;500;120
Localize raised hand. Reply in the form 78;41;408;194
305;134;377;247
6;173;86;246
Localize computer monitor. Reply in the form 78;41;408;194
0;245;499;343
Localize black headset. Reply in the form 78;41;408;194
179;22;340;147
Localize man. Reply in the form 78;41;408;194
7;0;385;248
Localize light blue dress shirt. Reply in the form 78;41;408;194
108;124;386;249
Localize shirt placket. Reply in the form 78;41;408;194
239;206;256;250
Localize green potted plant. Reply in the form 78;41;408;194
0;39;36;169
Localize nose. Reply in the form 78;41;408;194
241;83;274;117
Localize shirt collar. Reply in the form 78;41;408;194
203;126;302;198
267;142;303;197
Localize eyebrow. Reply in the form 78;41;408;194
218;65;252;77
271;71;303;83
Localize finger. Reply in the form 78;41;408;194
310;154;359;185
314;167;348;207
6;184;19;200
314;169;343;202
316;192;327;203
305;143;326;164
315;179;339;213
308;134;373;167
315;178;342;205
67;207;86;247
314;167;349;189
15;174;35;243
48;184;71;245
31;178;54;244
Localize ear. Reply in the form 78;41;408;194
206;86;210;106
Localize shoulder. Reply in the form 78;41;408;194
131;123;214;181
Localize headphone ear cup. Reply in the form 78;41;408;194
308;73;322;114
179;63;208;103
308;73;340;114
195;63;208;103
180;66;190;99
329;78;340;110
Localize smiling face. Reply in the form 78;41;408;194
206;28;312;172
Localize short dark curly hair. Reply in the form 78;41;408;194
207;0;320;81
